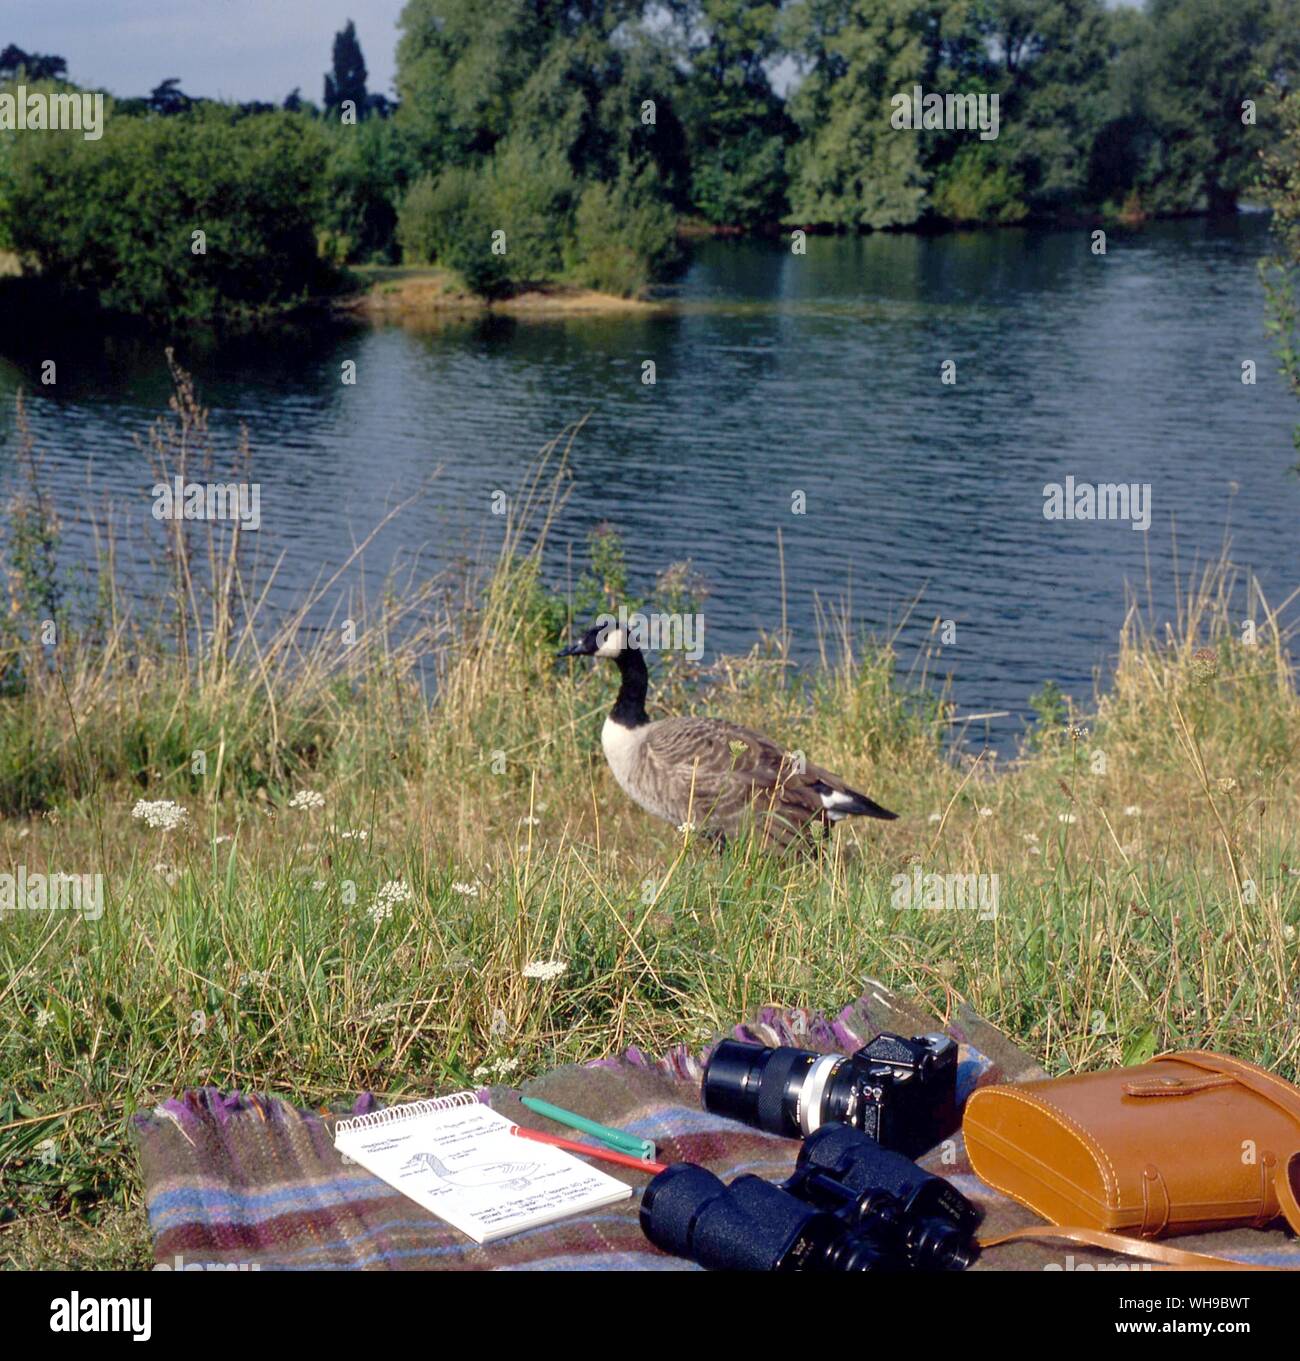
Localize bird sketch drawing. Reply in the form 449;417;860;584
399;1149;539;1190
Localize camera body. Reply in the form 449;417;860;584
640;1123;981;1272
703;1031;958;1157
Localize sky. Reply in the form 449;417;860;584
5;1;408;104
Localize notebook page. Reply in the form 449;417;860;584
334;1096;632;1244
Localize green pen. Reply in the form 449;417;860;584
520;1095;657;1162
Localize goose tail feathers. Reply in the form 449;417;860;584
810;780;898;821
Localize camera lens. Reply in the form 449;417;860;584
704;1040;847;1138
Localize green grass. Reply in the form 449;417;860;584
1;369;1298;1268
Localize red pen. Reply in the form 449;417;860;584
510;1123;669;1174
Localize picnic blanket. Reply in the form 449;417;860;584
133;982;1300;1270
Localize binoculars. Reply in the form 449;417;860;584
640;1122;981;1272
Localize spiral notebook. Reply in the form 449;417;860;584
333;1092;632;1244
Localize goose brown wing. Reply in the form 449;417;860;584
637;717;829;827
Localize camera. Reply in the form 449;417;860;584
640;1123;981;1272
703;1031;958;1157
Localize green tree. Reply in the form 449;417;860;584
324;19;369;116
148;78;195;115
395;0;554;165
1;97;333;323
680;0;793;225
783;0;950;228
0;44;67;81
320;117;412;263
1100;0;1299;216
978;0;1112;217
1258;85;1300;466
567;167;680;295
397;140;573;295
931;143;1027;223
394;0;686;290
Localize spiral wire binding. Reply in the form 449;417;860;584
335;1090;479;1137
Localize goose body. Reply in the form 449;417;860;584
562;623;897;848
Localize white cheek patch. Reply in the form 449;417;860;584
596;627;626;658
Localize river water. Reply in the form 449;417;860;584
2;214;1296;748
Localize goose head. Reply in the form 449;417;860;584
557;621;630;660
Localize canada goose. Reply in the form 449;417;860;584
558;622;897;848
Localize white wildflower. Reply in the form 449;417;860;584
34;1008;54;1030
368;879;411;923
451;881;479;898
518;815;541;827
928;813;942;823
978;807;993;818
154;862;180;886
1058;813;1077;825
677;821;697;834
288;790;325;811
472;1056;521;1083
132;799;189;831
522;959;567;981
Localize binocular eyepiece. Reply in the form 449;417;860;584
640;1123;981;1272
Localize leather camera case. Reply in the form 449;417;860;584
964;1050;1300;1238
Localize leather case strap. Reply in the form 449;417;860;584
977;1224;1281;1270
1159;1051;1300;1123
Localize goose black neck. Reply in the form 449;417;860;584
610;648;649;728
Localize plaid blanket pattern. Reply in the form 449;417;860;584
133;983;1300;1270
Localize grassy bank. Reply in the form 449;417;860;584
1;370;1298;1268
337;264;667;319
